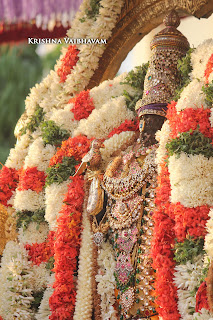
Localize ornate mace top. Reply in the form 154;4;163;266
136;10;190;118
150;9;189;52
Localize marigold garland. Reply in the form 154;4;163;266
0;166;19;206
69;90;95;121
167;102;213;139
57;45;79;83
49;176;85;320
25;231;55;266
18;167;46;193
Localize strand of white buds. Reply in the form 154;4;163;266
96;241;117;320
73;196;93;320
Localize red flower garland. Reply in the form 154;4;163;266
151;162;180;320
49;135;91;167
167;102;213;139
172;203;210;242
49;175;85;320
25;231;55;266
195;281;210;312
57;45;79;83
18;167;46;193
69;90;95;121
204;53;213;83
107;119;139;138
0;166;19;206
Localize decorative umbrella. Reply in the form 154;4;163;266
0;0;83;43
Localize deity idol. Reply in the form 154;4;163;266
85;10;189;320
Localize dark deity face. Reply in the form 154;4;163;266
139;114;165;147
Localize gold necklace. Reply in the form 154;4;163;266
101;148;157;201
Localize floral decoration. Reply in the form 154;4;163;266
18;167;46;193
196;281;210;313
25;231;55;266
153;43;213;320
107;118;139;138
166;102;213;139
57;45;79;83
49;135;91;166
0;166;19;206
69;90;95;121
151;162;180;320
49;176;85;320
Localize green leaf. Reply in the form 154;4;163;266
21;106;45;135
166;129;213;159
41;120;70;146
202;80;213;107
16;209;46;230
173;48;195;101
85;0;101;20
173;237;204;265
45;156;78;186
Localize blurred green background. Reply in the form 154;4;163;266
0;43;61;164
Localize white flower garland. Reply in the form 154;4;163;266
31;263;51;292
73;96;135;138
47;104;77;134
24;137;56;171
96;241;117;320
191;39;213;81
35;273;55;320
155;119;171;169
0;241;34;320
73;197;93;320
192;309;213;320
5;134;30;170
175;79;208;112
63;0;124;95
101;131;136;162
18;222;49;245
14;190;45;212
173;255;204;320
89;72;137;110
168;153;213;207
45;180;70;230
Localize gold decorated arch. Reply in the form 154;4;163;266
87;0;213;89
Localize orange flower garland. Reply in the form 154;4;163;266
57;45;79;83
167;101;213;139
18;167;46;193
47;135;91;319
0;166;19;206
172;204;210;242
151;162;180;320
107;118;139;138
49;135;91;167
49;175;85;320
25;231;55;265
69;90;95;121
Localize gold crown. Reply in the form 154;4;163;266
136;10;189;117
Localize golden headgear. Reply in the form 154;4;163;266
136;10;189;118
